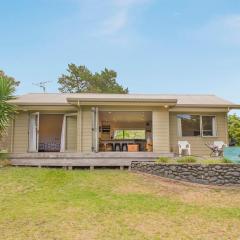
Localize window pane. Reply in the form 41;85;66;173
123;130;146;139
114;130;124;139
180;115;201;136
114;130;146;139
202;116;215;136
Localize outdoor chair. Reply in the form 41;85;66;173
205;141;227;157
178;141;191;156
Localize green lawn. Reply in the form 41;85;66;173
0;167;240;240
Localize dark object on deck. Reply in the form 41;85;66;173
114;143;121;151
122;143;128;152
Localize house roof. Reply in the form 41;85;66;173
8;93;240;108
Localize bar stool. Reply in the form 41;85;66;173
114;143;121;151
122;143;128;152
106;143;114;152
99;143;106;152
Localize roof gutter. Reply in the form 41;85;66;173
176;104;240;109
228;105;240;110
66;97;178;105
7;102;70;106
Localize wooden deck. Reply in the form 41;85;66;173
10;152;174;168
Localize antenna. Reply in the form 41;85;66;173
32;81;51;93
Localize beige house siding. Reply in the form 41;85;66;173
81;107;92;152
13;112;29;153
169;112;228;156
152;109;170;152
65;115;77;152
6;107;230;156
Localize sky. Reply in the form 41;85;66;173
0;0;240;112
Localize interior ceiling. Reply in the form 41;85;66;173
99;111;152;123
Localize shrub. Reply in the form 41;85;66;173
0;150;10;167
222;157;232;164
0;76;17;136
0;150;8;160
200;159;224;164
228;114;240;146
156;157;170;163
177;156;197;164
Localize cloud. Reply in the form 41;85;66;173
98;0;150;36
195;14;240;46
64;0;152;44
114;0;150;7
101;10;128;35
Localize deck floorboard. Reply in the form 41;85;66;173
10;152;174;167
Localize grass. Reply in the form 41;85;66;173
223;157;233;163
155;156;232;165
0;167;240;239
176;156;197;163
155;156;170;163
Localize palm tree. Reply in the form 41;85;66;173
0;76;17;137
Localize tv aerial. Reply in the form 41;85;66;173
32;81;51;93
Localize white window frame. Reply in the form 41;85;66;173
177;114;217;138
28;112;40;152
91;107;99;153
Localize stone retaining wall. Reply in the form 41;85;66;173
131;162;240;185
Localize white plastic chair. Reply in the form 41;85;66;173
178;141;191;156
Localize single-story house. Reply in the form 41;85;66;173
2;93;240;167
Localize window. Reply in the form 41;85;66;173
179;115;201;137
202;116;216;136
114;130;146;140
178;114;217;137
